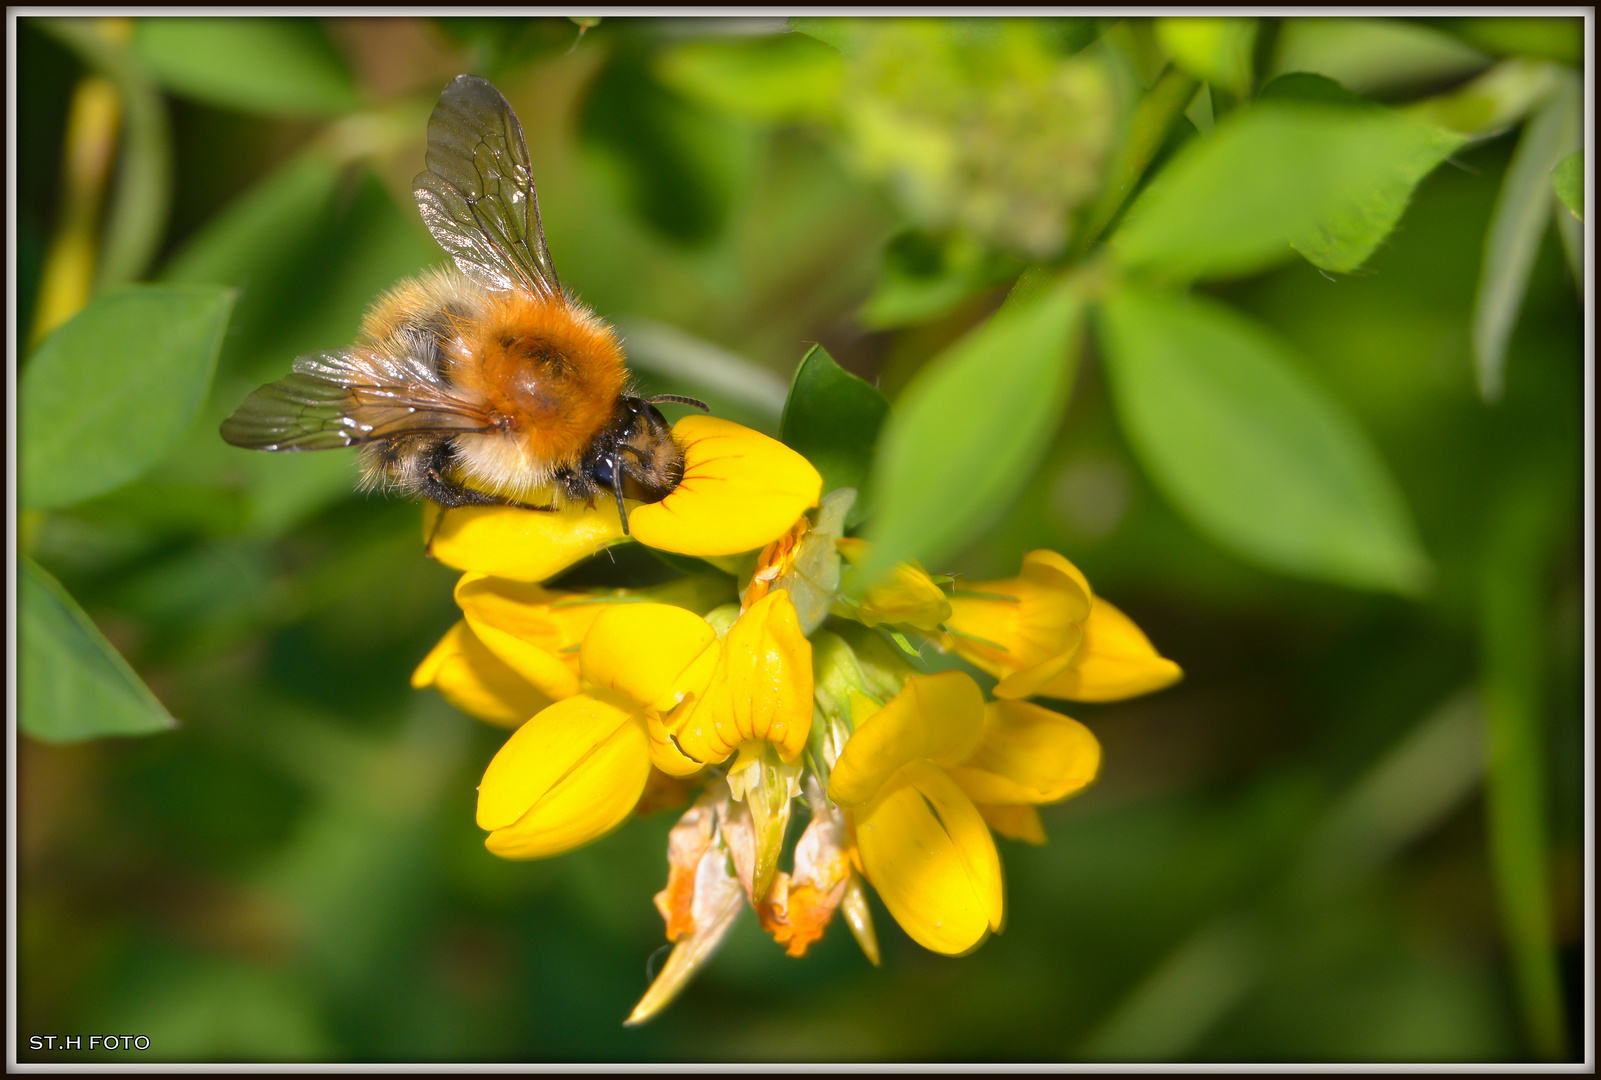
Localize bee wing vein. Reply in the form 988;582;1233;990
221;349;493;452
413;74;562;300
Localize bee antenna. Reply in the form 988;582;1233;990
647;394;710;412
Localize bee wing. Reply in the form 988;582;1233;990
413;74;562;300
220;349;495;451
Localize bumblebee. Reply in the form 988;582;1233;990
221;74;706;529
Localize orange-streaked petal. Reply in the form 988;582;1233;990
673;590;813;765
476;691;636;831
827;671;986;808
758;795;852;957
411;619;552;727
580;603;719;710
948;700;1101;805
1038;596;1184;702
627;416;822;556
653;788;721;941
484;715;651;859
425;500;628;584
854;762;1002;955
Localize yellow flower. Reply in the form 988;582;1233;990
452;574;610;702
629;416;825;556
426;416;822;583
670;589;813;767
475;603;717;859
410;619;552;728
1036;595;1183;702
942;550;1092;698
666;589;814;899
827;671;1003;955
947;699;1102;845
944;549;1181;703
835;536;951;631
413;574;736;727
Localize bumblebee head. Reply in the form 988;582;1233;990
587;394;709;530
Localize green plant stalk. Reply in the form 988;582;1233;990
1071;65;1199;260
38;17;172;291
1479;487;1568;1061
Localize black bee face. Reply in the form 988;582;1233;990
587;397;684;505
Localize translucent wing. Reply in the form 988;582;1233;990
220;349;494;451
413;74;562;299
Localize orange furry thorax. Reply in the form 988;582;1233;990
451;290;628;481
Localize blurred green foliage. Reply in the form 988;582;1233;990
15;14;1585;1065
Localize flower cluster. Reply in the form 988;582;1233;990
412;413;1180;1022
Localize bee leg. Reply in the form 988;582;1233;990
420;466;555;512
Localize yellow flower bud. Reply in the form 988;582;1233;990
836;537;951;631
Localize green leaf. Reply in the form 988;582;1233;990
779;344;891;523
1155;17;1257;99
1270;18;1490;98
1402;58;1561;137
1097;283;1430;595
1551;150;1582;221
20;557;177;743
22;284;236;511
1417;16;1582;67
1473;74;1581;401
133;17;361;118
860;278;1083;585
1113;96;1465;279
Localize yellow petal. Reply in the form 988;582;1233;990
485;715;652;859
948;699;1101;805
944;549;1092;683
579;603;719;709
673;590;813;765
854;762;1003;954
855;566;953;632
836;538;952;632
646;710;713;777
977;803;1047;845
476;692;636;830
412;620;552;727
452;574;603;701
425;500;628;584
1038;596;1184;702
827;671;985;808
627;416;822;556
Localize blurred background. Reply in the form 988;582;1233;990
14;15;1587;1063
